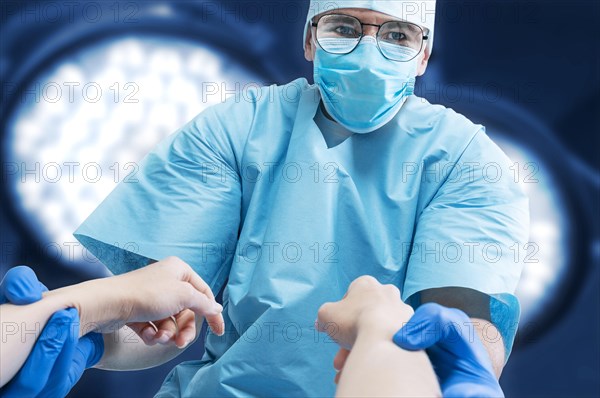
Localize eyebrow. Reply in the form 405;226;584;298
317;10;398;24
317;12;424;30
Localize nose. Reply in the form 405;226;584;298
363;25;378;37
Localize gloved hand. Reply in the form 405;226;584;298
0;265;47;304
393;303;504;398
0;266;104;398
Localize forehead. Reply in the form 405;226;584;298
317;7;400;24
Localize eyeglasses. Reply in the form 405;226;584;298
311;14;428;62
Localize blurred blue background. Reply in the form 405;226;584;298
1;1;598;397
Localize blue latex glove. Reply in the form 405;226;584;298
393;303;504;398
0;266;48;304
0;266;104;398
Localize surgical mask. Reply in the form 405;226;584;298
313;36;419;134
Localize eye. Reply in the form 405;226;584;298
384;31;407;42
334;25;358;37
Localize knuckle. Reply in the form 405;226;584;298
383;283;400;295
177;283;196;302
359;275;377;284
163;256;184;267
449;307;470;323
352;275;377;289
422;302;444;319
317;303;331;320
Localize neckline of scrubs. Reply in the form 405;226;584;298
313;100;355;149
303;85;355;154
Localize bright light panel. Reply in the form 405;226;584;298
5;35;263;274
490;134;571;325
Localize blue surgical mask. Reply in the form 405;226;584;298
313;36;419;134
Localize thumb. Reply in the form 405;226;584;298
0;266;47;305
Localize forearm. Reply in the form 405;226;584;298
1;301;55;385
472;317;505;378
0;278;124;386
419;288;507;378
336;328;441;397
96;317;204;371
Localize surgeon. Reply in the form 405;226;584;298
65;0;529;396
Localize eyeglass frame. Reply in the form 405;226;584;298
310;13;429;62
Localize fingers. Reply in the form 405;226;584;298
128;322;159;345
316;302;336;332
178;285;224;336
333;348;350;385
182;274;225;337
333;348;350;371
0;266;46;305
167;257;216;302
40;308;80;398
58;335;100;397
184;270;216;301
205;313;225;337
173;310;196;348
392;303;478;355
334;370;343;385
130;311;197;348
78;332;105;368
392;303;449;350
150;318;178;345
165;257;224;336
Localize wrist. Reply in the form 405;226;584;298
356;304;414;343
44;277;132;333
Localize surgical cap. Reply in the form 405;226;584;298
303;0;437;55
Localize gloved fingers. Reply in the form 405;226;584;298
52;333;105;398
394;303;496;371
173;310;196;349
78;332;105;368
393;303;473;351
0;266;46;305
443;380;505;398
1;309;74;397
38;308;80;398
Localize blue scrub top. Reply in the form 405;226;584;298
74;78;529;397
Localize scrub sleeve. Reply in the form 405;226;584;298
402;130;530;362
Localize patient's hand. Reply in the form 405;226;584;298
51;256;224;348
114;257;225;348
316;275;413;350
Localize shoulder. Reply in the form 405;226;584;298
187;77;310;137
200;77;310;118
389;95;485;168
174;78;310;169
399;95;483;142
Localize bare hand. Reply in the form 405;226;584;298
316;275;413;349
73;257;224;347
316;276;414;384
